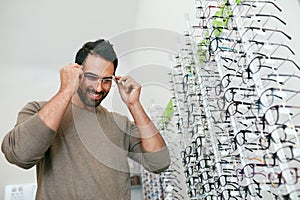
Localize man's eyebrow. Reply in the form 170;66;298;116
102;76;114;79
84;71;98;75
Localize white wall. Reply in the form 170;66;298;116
0;0;140;198
1;0;300;199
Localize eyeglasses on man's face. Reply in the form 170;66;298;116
83;71;116;88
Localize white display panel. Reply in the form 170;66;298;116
4;183;36;200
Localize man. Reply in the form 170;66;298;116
2;39;170;199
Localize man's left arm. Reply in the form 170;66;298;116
116;75;167;152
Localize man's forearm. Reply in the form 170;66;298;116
128;102;166;152
38;90;72;132
38;64;82;132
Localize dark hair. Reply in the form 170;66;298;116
75;39;118;72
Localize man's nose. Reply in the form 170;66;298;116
94;80;103;92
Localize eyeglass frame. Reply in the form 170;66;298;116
83;71;116;88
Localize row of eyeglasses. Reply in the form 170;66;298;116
169;0;300;199
141;105;189;199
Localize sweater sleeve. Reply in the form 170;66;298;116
1;101;56;169
126;122;171;174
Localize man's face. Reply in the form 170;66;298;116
77;54;115;108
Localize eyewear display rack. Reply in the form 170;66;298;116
141;105;189;200
142;0;300;199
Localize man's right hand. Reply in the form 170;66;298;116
38;64;83;132
59;63;83;97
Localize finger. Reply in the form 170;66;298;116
120;76;138;85
114;75;122;84
68;64;84;79
117;76;129;88
68;63;82;68
117;79;133;93
79;68;84;80
124;82;135;93
115;75;122;80
74;63;82;67
125;81;141;94
116;76;126;92
117;76;130;84
116;76;141;93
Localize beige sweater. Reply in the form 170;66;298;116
2;101;170;200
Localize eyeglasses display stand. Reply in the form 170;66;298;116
141;0;300;199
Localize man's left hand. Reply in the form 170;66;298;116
115;76;141;107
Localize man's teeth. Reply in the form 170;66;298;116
92;93;100;97
88;91;100;97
